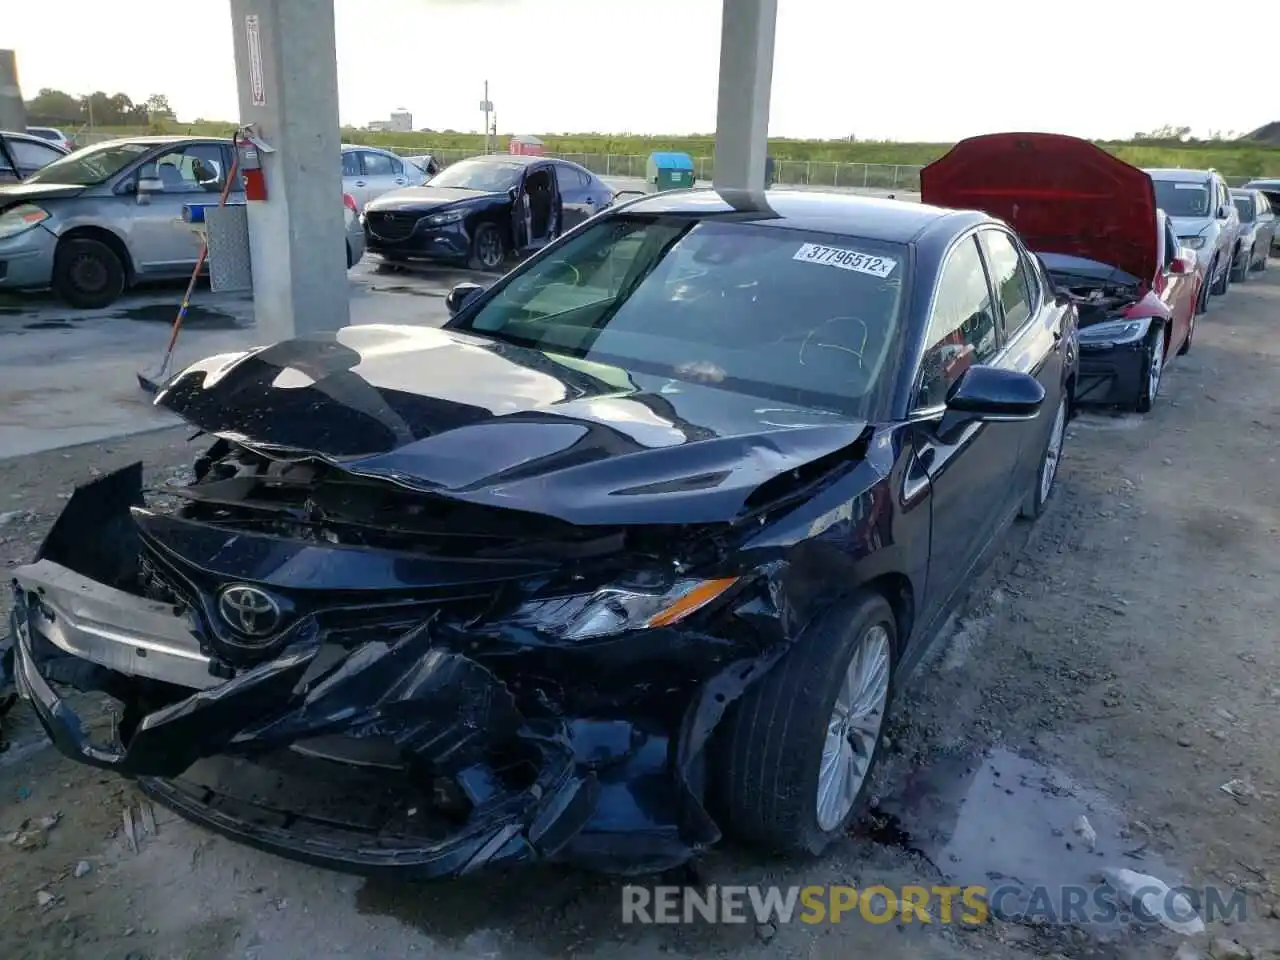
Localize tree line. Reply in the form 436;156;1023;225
23;88;176;128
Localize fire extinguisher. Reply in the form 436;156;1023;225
234;128;272;202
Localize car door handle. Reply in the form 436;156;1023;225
354;180;366;187
394;178;406;185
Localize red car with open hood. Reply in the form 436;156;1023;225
921;132;1202;413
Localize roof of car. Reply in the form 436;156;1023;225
1143;168;1214;182
617;189;985;244
1244;178;1280;189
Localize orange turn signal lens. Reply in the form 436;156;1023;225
644;577;740;628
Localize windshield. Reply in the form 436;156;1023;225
450;215;909;417
1152;179;1211;219
1232;195;1256;222
428;159;523;192
24;140;152;185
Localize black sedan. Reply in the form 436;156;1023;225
363;154;613;271
8;189;1076;879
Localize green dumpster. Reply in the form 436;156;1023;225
646;152;696;192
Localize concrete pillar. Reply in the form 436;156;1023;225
228;0;349;340
0;51;26;132
712;0;777;193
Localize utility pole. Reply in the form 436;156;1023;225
0;50;25;131
481;81;493;155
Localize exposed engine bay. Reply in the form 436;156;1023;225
1049;272;1142;328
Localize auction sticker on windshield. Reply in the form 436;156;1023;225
793;243;897;278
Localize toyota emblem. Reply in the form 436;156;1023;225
217;584;282;637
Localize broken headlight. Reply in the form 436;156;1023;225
516;578;739;640
1181;236;1207;250
0;204;50;240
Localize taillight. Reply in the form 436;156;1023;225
343;193;358;213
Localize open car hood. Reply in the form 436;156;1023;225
154;325;869;527
920;132;1158;285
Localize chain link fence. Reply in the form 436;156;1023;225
395;148;925;191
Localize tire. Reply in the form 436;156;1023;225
1195;272;1211;316
1210;256;1229;296
1020;394;1068;520
346;241;354;269
1231;248;1248;283
712;591;896;857
1136;324;1165;414
467;222;505;272
1177;311;1194;356
52;237;126;309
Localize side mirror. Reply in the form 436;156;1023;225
1169;256;1190;275
507;185;518;202
937;365;1045;444
445;281;485;317
1217;205;1231;220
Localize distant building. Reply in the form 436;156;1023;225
509;134;545;156
366;110;413;133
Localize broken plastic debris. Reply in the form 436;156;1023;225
35;890;55;909
1101;867;1204;936
1220;779;1259;804
74;860;92;878
1072;814;1097;851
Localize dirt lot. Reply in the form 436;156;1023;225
1;268;1278;960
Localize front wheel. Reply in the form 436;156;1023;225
52;237;126;309
1210;256;1229;296
1136;324;1165;414
1020;395;1067;520
468;222;505;272
712;592;896;857
1231;248;1249;283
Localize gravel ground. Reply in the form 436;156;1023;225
1;266;1278;960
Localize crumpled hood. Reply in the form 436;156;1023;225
365;186;504;214
0;181;86;207
154;325;869;526
920;132;1158;285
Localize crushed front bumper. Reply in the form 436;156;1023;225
7;464;764;878
1075;341;1147;407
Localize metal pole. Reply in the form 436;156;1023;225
482;81;490;155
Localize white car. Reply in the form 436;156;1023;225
340;144;426;211
26;126;75;152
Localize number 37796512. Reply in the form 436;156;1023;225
792;242;898;279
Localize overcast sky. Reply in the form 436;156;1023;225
8;0;1269;140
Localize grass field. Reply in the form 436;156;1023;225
82;122;1280;177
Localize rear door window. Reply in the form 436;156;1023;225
917;236;999;409
978;229;1035;338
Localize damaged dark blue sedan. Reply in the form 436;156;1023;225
8;188;1077;879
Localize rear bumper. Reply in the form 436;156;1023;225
6;464;753;878
1074;342;1146;407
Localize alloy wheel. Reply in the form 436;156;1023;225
477;229;503;270
1040;398;1067;504
1148;329;1165;401
816;625;891;832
